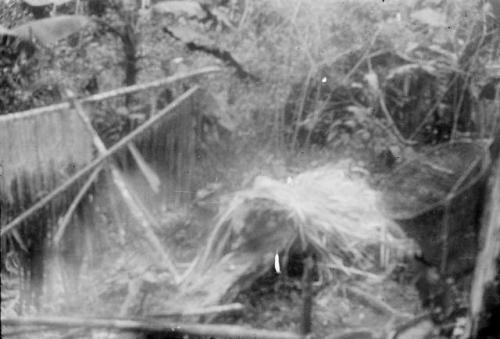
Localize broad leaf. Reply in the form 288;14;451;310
153;1;205;19
22;0;74;6
411;8;447;27
11;15;91;46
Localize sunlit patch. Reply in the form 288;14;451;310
274;252;281;274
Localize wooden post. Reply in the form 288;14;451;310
469;156;500;337
301;253;314;336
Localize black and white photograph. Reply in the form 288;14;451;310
1;0;499;338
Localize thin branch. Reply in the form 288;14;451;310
163;28;258;82
127;144;161;193
290;69;314;150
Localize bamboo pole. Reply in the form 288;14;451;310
0;86;199;237
127;143;161;193
0;67;219;120
109;167;180;279
2;316;302;339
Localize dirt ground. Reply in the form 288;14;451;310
16;199;421;339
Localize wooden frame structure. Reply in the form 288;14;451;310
0;68;219;293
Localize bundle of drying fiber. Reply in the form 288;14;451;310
184;164;406;290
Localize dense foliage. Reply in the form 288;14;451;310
1;0;498;167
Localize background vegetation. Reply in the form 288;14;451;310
2;0;496;174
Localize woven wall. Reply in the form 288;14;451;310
0;108;94;204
